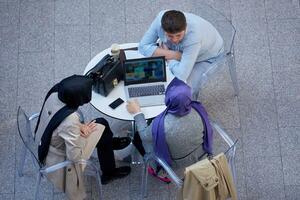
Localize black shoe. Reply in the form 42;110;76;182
101;166;131;185
112;137;131;150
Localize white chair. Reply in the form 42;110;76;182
141;121;238;198
17;106;103;200
192;4;239;99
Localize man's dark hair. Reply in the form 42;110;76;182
161;10;187;34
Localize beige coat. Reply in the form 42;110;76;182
36;94;104;200
177;153;237;200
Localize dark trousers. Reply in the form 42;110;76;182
94;118;116;175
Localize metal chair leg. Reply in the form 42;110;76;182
227;53;239;96
34;173;42;200
96;171;103;200
18;145;27;177
141;162;148;198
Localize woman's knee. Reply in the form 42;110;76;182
94;118;109;127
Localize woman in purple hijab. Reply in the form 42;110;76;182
127;78;213;181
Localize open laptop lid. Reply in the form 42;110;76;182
124;56;166;86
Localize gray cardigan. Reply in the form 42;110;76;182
134;108;204;160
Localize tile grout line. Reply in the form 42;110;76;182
229;0;247;198
263;0;287;199
89;0;91;62
54;0;57;81
14;0;21;198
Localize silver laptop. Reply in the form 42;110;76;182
124;56;167;107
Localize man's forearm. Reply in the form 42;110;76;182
153;47;181;61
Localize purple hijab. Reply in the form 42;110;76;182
152;78;213;165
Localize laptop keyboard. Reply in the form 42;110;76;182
128;85;165;98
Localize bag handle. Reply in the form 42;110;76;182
85;54;113;76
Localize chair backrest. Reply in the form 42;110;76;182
190;3;236;54
17;106;41;167
142;121;238;197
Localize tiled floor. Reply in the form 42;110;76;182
0;0;299;199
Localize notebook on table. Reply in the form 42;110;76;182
124;56;167;107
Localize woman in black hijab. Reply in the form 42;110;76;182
35;75;131;200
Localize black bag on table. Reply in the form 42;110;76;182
86;54;124;97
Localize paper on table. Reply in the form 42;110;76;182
124;50;145;59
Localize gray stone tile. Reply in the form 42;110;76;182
19;0;54;52
235;159;247;200
239;98;278;131
234;44;274;100
235;42;272;70
279;127;300;157
234;22;269;50
18;52;55;114
277;96;300;127
0;0;18;3
125;0;157;24
201;93;240;129
0;26;18;121
245;156;285;200
231;0;269;47
90;21;126;58
0;193;14;200
0;2;19;26
130;188;169;200
98;175;130;200
265;0;300;20
231;0;266;22
270;45;300;68
243;128;280;158
0;133;15;194
125;22;149;44
90;0;125;26
153;0;197;14
246;184;285;200
15;191;54;200
268;19;300;47
285;185;300;200
282;156;300;185
273;65;300;94
204;0;232;21
55;0;89;25
54;25;90;81
273;67;300;127
245;156;283;185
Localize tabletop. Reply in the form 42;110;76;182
84;43;174;121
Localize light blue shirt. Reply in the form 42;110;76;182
138;11;224;82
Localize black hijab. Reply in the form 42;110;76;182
35;75;93;165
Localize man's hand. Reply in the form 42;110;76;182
126;99;141;114
80;120;97;138
171;51;182;61
153;44;182;61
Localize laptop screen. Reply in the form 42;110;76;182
124;56;166;85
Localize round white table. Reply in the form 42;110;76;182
84;43;174;121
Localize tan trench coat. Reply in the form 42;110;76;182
36;94;104;200
177;153;237;200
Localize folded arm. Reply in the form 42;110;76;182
168;42;202;81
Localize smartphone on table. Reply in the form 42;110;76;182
109;98;124;109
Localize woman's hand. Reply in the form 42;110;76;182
126;99;141;114
80;120;97;138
